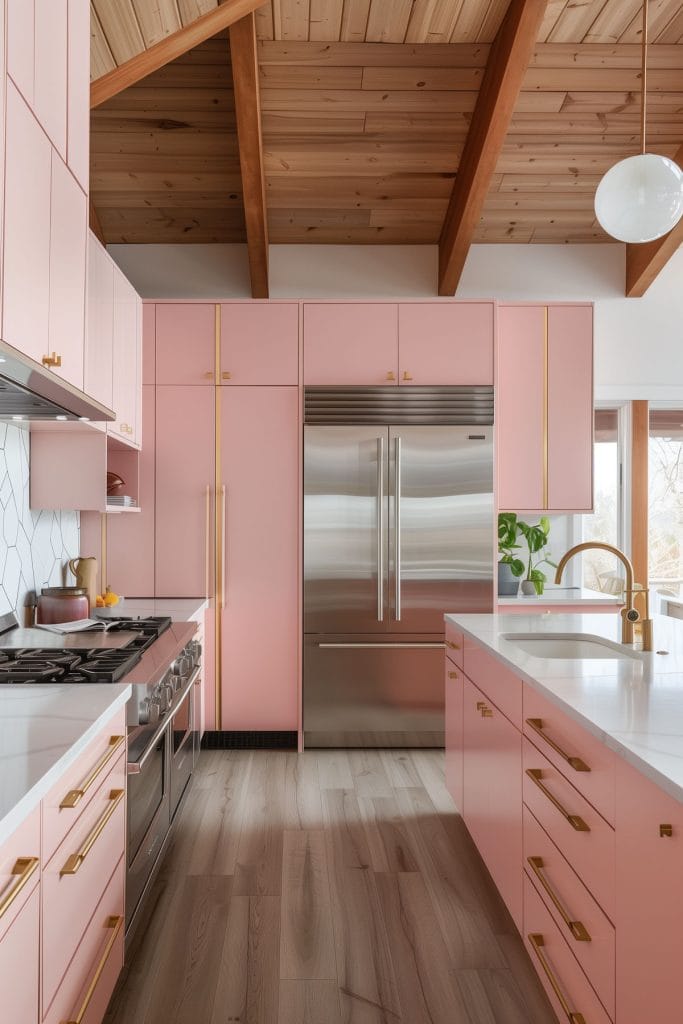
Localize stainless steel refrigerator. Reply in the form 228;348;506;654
303;386;494;748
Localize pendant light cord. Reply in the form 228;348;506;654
640;0;648;155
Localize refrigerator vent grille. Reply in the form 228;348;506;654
304;386;494;426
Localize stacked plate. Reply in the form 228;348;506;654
107;495;136;507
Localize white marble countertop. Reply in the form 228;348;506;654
445;610;683;804
95;598;208;621
498;587;621;605
0;684;131;844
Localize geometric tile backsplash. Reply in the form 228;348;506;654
0;423;80;619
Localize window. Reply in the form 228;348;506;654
582;407;626;592
649;409;683;596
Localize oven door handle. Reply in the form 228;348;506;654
127;667;201;775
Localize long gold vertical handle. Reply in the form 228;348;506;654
221;485;227;609
525;719;590;773
60;790;124;876
376;436;384;622
527;857;591;942
60;735;125;808
528;933;586;1024
205;484;211;602
62;915;124;1024
0;857;39;920
394;435;401;621
525;769;590;832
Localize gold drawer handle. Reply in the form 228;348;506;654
481;707;494;718
62;915;123;1024
527;857;591;942
42;352;62;368
525;769;590;832
528;933;586;1024
402;370;413;382
60;735;125;809
448;670;458;679
386;371;396;381
60;790;124;876
221;371;231;380
202;371;214;379
526;719;590;773
445;639;460;650
0;857;39;920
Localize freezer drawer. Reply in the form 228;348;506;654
304;634;445;748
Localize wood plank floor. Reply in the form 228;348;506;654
104;750;556;1024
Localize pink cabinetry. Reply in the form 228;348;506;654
85;232;115;414
49;152;87;389
67;0;90;190
7;0;34;104
110;267;141;445
0;885;39;1024
547;305;593;511
219;386;299;730
444;661;464;813
304;303;398;385
34;0;67;157
220;302;299;384
155;303;216;385
398;302;494;385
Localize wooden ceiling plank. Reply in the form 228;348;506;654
310;0;344;40
361;66;485;89
365;0;416;42
89;199;106;244
340;0;373;41
438;0;550;294
655;5;683;41
405;0;467;43
257;40;491;64
255;2;276;39
260;65;363;87
583;0;642;43
91;0;146;65
449;0;491;43
625;142;683;296
91;0;266;107
90;5;117;80
547;0;612;43
478;0;515;42
131;0;182;48
281;0;311;39
230;12;269;297
176;1;221;21
619;0;683;42
259;87;564;112
536;0;570;42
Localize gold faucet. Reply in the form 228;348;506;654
554;541;653;651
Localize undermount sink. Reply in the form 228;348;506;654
501;633;642;661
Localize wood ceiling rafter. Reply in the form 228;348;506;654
438;0;550;295
230;13;270;297
624;141;683;296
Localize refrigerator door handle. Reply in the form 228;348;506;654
394;435;402;621
376;436;385;621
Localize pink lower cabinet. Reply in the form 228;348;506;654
0;806;41;1024
615;758;683;1024
444;660;464;812
463;675;523;931
303;303;398;385
398;302;494;385
219;386;299;730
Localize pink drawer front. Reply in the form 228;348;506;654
44;857;124;1024
463;638;522;728
444;621;464;668
0;805;40;942
524;876;612;1024
523;738;615;920
42;709;126;864
42;758;125;1012
0;883;39;1024
524;805;615;1017
523;684;615;826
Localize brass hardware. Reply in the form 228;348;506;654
203;371;214;379
386;371;396;382
481;707;494;718
632;585;654;652
660;824;673;837
445;639;460;650
222;371;231;380
0;857;39;921
214;304;222;728
60;736;125;808
42;352;62;368
60;789;124;876
543;307;548;508
525;719;590;773
205;484;211;602
527;857;591;942
476;701;487;711
528;933;586;1024
119;423;133;436
402;370;413;382
448;671;458;679
525;769;590;832
62;915;124;1024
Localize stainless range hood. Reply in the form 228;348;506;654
0;340;115;421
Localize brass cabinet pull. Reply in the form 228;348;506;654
386;371;396;381
481;707;494;718
525;769;590;832
448;670;458;679
402;370;413;381
221;371;231;380
42;352;62;368
476;701;487;711
526;719;590;773
62;915;124;1024
203;371;214;379
660;824;673;837
60;736;125;809
0;857;39;920
445;639;460;650
60;789;124;876
527;857;591;942
528;933;586;1024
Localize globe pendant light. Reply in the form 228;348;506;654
594;0;683;243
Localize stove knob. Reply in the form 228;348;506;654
147;698;161;725
139;697;152;725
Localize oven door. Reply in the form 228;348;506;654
126;722;170;927
170;680;194;820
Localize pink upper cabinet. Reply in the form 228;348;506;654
7;0;35;105
142;304;156;385
220;302;299;385
496;304;545;512
304;303;398;385
34;0;67;158
547;305;593;512
85;234;114;412
2;82;52;367
398;303;494;385
66;0;90;191
155;303;216;385
48;154;87;390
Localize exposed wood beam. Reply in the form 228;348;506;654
625;143;683;297
438;0;549;295
631;400;649;587
229;12;269;299
89;200;106;246
90;0;265;109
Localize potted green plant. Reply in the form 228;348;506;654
498;512;524;595
498;513;557;596
518;516;558;595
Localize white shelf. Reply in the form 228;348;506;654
105;504;141;514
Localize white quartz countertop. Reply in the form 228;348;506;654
95;598;208;621
0;684;131;844
445;611;683;804
498;587;621;606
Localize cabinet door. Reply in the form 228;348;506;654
85;234;114;413
496;304;545;511
0;885;39;1024
303;303;398;385
398;303;494;385
463;675;522;930
220;302;299;384
220;386;299;730
155;303;216;385
2;82;51;367
445;661;464;813
49;154;87;389
110;269;140;443
615;758;683;1024
7;0;34;105
67;0;90;190
547;305;593;511
155;386;214;597
34;0;67;157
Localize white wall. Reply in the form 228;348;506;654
108;241;683;401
